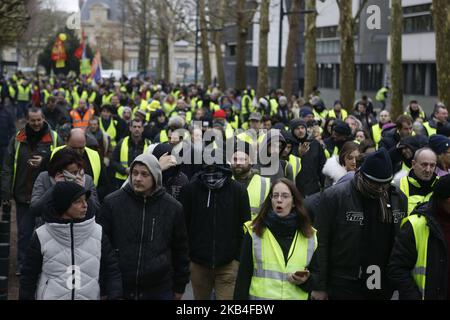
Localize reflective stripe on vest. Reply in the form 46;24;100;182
51;146;101;186
245;221;317;300
159;130;169;143
247;175;271;219
115;137;149;180
371;124;382;148
225;123;235;140
288;155;302;179
399;175;438;215
405;214;429;299
423;122;436;137
70;109;94;129
102;93;114;105
17;85;31;101
99;118;118;148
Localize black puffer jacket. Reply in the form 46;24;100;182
180;169;251;269
311;177;407;297
98;153;190;299
388;202;449;300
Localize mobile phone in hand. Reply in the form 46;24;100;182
295;270;309;277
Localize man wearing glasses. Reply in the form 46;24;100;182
399;148;439;215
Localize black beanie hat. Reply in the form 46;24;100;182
360;147;393;183
52;182;91;215
433;174;450;200
333;121;352;136
289;118;307;131
429;134;450;155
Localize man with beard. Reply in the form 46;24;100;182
231;142;271;219
379;115;414;151
1;107;62;275
289;118;326;197
310;148;407;300
399;148;439;215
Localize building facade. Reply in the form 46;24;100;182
80;0;217;83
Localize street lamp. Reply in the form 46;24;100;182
277;0;316;89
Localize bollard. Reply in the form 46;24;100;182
0;221;10;234
0;276;7;300
0;243;10;278
0;243;9;258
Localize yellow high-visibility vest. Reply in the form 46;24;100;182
422;122;436;137
402;214;429;300
245;175;271;219
327;109;348;120
100;118;118;149
399;175;438;215
115;137;149;180
371;124;382;148
288;154;302;179
17;84;31;102
244;221;317;300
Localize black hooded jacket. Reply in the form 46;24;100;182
180;166;251;269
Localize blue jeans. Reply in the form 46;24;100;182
16;203;35;272
17;102;29;119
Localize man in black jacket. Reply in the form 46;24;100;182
388;175;450;300
289;118;326;197
180;158;251;300
98;153;189;300
379;115;414;151
311;148;407;300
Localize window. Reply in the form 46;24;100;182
316;40;340;54
359;64;383;91
130;59;138;72
317;63;334;88
317;26;338;39
404;63;427;95
430;63;437;96
228;44;236;57
403;4;433;33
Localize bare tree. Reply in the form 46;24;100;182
303;0;317;99
336;0;368;111
281;0;302;96
0;0;34;51
124;0;152;72
257;0;270;98
390;0;403;120
209;0;227;90
199;0;212;86
17;4;68;68
432;0;450;110
235;0;259;90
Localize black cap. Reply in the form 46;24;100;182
360;147;393;183
333;121;352;136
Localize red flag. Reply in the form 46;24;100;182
74;30;86;60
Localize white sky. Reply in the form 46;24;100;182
51;0;80;12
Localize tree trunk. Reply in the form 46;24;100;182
304;0;317;99
390;0;403;120
432;0;450;110
338;0;355;111
282;0;302;97
163;38;170;82
199;0;212;87
137;1;149;72
156;38;164;80
235;0;248;91
210;0;226;90
257;0;270;99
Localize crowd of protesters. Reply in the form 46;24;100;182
0;71;450;300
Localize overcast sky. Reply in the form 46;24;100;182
53;0;80;12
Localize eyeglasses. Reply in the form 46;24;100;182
270;193;292;200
